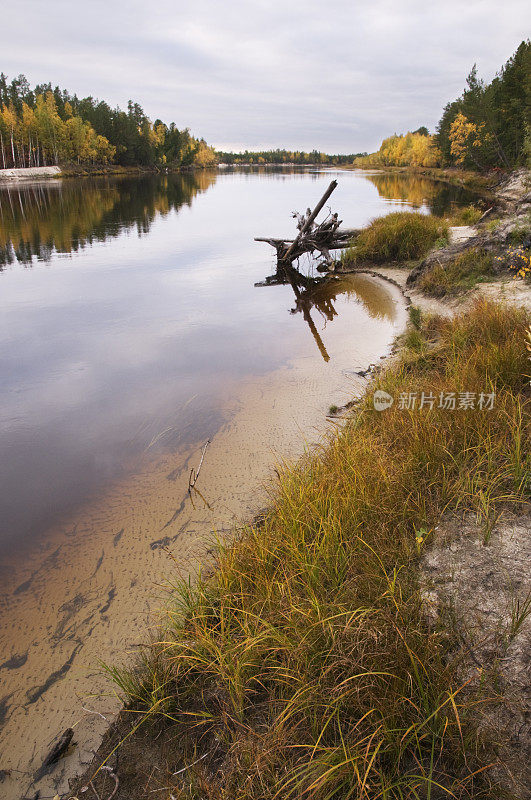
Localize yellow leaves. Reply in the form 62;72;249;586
500;246;531;282
21;101;36;130
95;134;116;164
193;139;217;168
449;112;477;163
449;112;492;164
1;90;115;166
357;131;441;169
1;102;18;132
150;122;166;148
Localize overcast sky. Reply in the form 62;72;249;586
2;0;529;153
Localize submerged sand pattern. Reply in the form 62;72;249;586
0;275;406;799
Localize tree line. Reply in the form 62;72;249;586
3;40;527;174
0;73;217;170
355;128;440;169
436;39;529;169
356;40;530;171
216;149;366;165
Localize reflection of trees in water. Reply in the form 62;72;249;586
0;171;218;267
300;273;396;322
271;266;395;362
365;173;481;216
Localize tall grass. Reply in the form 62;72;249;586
112;300;530;799
418;249;497;297
345;212;447;265
447;206;483;226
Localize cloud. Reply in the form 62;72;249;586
1;0;528;151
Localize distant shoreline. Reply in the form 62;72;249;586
0;163;213;182
0;166;63;182
0;162;345;182
0;163;499;194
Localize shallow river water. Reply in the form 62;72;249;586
0;168;475;797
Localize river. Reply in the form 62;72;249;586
0;167;476;798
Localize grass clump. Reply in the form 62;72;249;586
111;300;530;799
418;248;497;297
402;305;426;351
434;233;450;249
408;305;422;330
448;205;483;226
506;215;531;246
345;211;447;265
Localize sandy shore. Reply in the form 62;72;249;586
0;166;62;181
0;274;407;800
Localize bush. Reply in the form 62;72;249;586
346;211;447;264
418;248;497;296
498;244;531;281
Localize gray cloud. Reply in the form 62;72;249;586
2;0;529;152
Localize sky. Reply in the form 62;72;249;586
2;0;529;153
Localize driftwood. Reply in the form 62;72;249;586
253;180;364;363
255;180;360;271
284;179;338;261
188;439;212;510
188;439;210;494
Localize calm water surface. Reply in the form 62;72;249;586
0;168;476;558
0;168;481;798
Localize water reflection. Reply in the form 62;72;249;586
0;172;218;267
258;265;396;363
365;172;482;215
0;169;481;268
0;167;472;557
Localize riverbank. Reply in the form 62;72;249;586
339;163;499;196
0;264;407;798
0;163;217;182
0;164;160;182
0;166;63;181
66;172;530;799
71;297;530;800
337;169;530;294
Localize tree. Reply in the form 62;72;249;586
355;131;441;168
448;112;486;167
0;72;215;169
435;41;530;169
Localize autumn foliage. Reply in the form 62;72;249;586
0;92;115;168
0;73;217;170
356;40;529;172
436;41;530;169
355;130;441;169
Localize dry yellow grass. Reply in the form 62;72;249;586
108;299;530;799
344;212;447;264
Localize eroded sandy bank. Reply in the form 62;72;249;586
0;166;62;181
